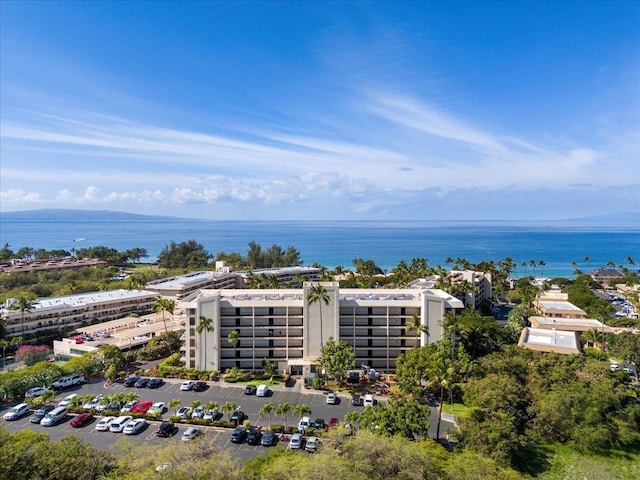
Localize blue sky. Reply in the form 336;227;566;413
1;1;638;221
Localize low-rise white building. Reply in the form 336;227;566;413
1;289;159;336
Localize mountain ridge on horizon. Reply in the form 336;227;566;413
1;208;639;225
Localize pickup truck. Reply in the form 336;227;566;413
51;374;86;390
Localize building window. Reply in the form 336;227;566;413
190;339;195;347
190;349;195;357
190;328;195;337
401;339;406;347
236;318;240;327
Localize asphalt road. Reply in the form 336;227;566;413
1;377;453;462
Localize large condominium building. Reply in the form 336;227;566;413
179;283;464;376
0;289;159;336
145;263;322;300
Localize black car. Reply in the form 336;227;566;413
230;427;247;443
134;377;149;388
312;418;327;430
193;381;208;392
261;430;278;447
147;378;164;389
244;385;256;395
123;376;139;387
30;405;55;424
246;428;262;445
155;421;177;437
230;410;248;425
351;394;363;406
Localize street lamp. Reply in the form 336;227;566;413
235;406;241;426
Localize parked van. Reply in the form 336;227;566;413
110;415;133;433
256;384;269;397
40;407;67;427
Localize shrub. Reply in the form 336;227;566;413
16;345;51;366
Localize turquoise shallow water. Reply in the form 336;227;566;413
1;214;638;278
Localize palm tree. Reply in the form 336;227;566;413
427;352;455;441
293;403;311;421
0;339;8;370
227;330;240;366
9;296;34;335
259;402;275;428
407;313;428;343
582;329;601;349
538;260;546;279
221;401;237;421
168;398;181;415
190;399;202;410
307;283;330;347
153;297;175;332
529;260;537;278
196;316;214;370
276;402;292;431
205;401;218;416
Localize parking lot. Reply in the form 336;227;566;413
1;377;364;462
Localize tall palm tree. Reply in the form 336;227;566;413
153;298;176;354
196;316;214;370
9;296;34;335
427;352;454;441
227;330;240;366
0;339;8;370
259;402;275;428
275;402;292;430
407;313;428;343
153;298;176;335
538;260;546;279
307;283;330;347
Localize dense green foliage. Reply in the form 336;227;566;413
315;336;356;383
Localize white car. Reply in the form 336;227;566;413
298;416;311;433
181;427;202;442
58;393;79;408
180;381;196;391
326;392;338;405
121;400;139;412
363;394;375;407
95;416;116;431
288;433;303;449
176;407;192;418
191;405;205;419
123;418;147;435
82;394;103;410
25;387;48;398
3;403;30;421
109;415;133;433
148;402;166;416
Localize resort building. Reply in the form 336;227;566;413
448;270;493;308
0;257;107;274
590;268;623;286
528;316;614;333
534;291;586;319
0;289;159;336
179;283;464;376
145;263;322;300
518;327;582;355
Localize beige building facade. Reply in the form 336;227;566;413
179;283;464;376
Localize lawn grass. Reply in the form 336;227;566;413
440;402;468;417
526;443;640;480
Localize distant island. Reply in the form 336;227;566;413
2;208;639;226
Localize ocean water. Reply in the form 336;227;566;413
1;215;639;279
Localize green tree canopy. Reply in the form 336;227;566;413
316;336;355;383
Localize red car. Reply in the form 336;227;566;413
131;400;153;414
328;417;339;427
70;413;93;427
